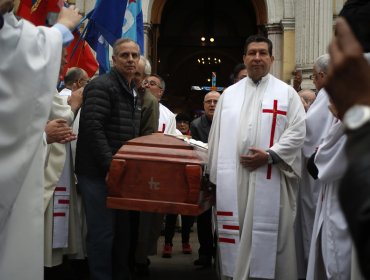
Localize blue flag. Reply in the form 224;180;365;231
84;0;128;74
122;0;144;54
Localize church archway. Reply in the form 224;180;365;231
150;0;268;115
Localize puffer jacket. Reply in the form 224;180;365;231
75;68;141;177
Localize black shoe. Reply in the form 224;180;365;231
135;259;150;278
193;255;212;267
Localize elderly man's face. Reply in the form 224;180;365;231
112;41;140;81
144;76;163;101
203;92;220;120
311;66;327;91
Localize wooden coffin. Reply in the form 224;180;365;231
106;133;213;216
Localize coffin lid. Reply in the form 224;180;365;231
113;133;204;165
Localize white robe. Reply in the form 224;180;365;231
159;103;178;134
0;13;62;280
296;89;336;277
307;121;362;280
208;74;306;279
44;93;84;266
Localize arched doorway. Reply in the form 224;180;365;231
151;0;267;116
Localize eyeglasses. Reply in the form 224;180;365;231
309;72;325;80
142;79;162;88
204;100;218;105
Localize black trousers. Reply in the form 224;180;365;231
196;208;215;258
164;214;194;244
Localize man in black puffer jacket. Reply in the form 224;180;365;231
75;38;141;280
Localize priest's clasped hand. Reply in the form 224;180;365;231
240;147;269;171
45;119;77;144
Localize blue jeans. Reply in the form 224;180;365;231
77;175;131;280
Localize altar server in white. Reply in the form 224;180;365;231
208;35;306;280
295;54;337;278
306;116;363;280
0;3;81;279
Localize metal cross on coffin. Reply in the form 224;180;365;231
191;72;224;92
262;99;287;179
148;176;160;190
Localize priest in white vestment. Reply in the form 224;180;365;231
44;89;84;267
208;35;306;280
306;119;363;280
0;4;80;280
295;54;337;278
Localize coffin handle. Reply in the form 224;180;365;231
106;159;127;196
185;164;202;204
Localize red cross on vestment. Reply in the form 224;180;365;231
262;99;287;179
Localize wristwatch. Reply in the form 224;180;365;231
343;105;370;130
266;151;273;164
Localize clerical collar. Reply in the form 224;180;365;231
254;80;262;86
249;74;269;86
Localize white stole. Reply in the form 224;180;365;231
216;84;245;277
52;144;72;249
250;80;288;279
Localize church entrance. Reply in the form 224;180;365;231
150;0;266;117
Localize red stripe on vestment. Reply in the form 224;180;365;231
58;199;70;204
217;211;233;216
219;237;235;244
53;212;66;217
223;225;239;230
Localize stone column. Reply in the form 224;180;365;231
295;0;333;85
266;23;283;80
281;18;295;83
143;23;152;58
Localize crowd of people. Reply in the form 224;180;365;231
1;0;370;280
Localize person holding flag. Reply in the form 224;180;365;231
0;2;81;279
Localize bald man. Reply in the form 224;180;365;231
298;89;316;112
60;67;89;96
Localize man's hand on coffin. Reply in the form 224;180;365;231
45;119;77;144
240;147;269;171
